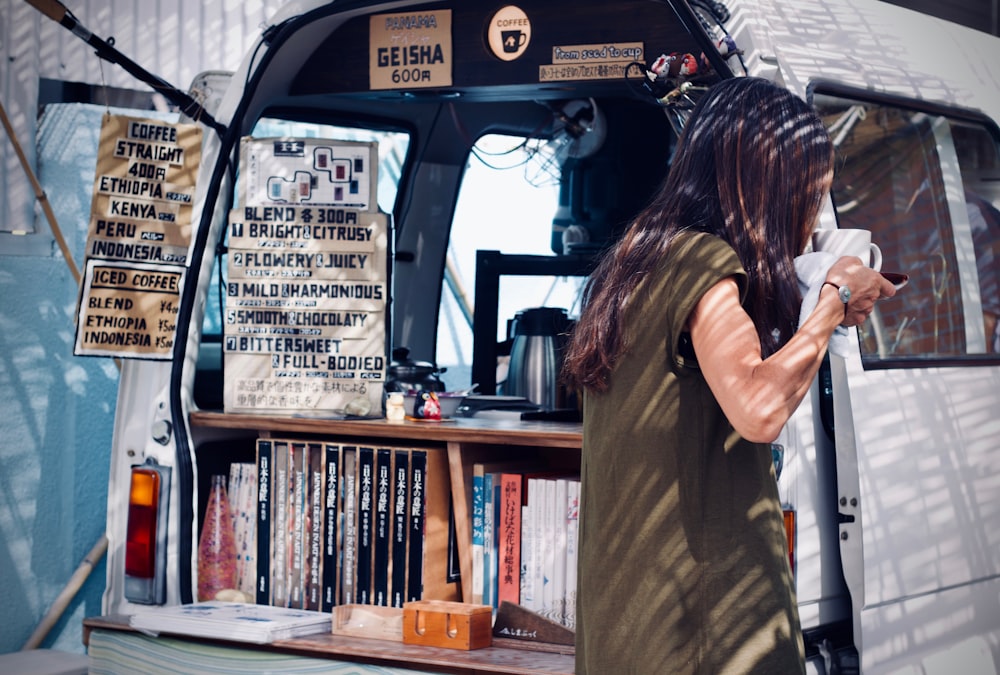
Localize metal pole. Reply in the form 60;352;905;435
22;0;225;134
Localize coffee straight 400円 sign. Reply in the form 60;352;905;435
74;114;201;359
223;137;388;417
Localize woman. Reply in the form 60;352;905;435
563;77;894;673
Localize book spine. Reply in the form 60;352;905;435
255;440;271;605
373;448;392;606
340;446;357;605
390;450;409;608
524;477;545;612
356;446;375;604
541;478;556;621
271;440;289;607
306;443;324;611
288;442;306;609
322;444;340;612
406;449;427;602
483;471;497;608
497;472;522;607
565;478;580;630
553;478;569;625
470;463;486;605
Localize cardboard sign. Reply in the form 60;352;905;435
239;139;377;210
225;138;388;416
369;10;452;90
74;114;200;360
86;114;201;264
75;260;183;359
539;42;644;82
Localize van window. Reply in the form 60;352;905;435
814;93;1000;364
436;134;585;388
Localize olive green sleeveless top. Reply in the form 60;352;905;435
576;232;805;674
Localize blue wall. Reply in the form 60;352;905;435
0;104;146;654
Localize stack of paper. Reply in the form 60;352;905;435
130;602;331;644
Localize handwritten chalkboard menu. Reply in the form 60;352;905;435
75;114;201;359
224;138;388;416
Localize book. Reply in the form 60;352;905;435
390;450;409;608
271;440;289;607
470;462;487;605
340;446;357;605
564;479;580;630
520;500;534;610
130;602;330;644
288;442;306;608
254;441;272;605
321;443;340;612
496;472;523;608
356;447;375;604
232;462;258;599
305;443;324;611
471;459;539;606
373;448;392;606
406;449;427;602
522;476;552;613
552;478;569;625
485;471;501;608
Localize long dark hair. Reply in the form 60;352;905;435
563;77;834;393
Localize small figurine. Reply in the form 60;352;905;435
385;392;406;422
649;52;698;80
411;390;441;420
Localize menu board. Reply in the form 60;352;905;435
224;138;387;416
74;114;201;359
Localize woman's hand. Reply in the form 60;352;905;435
822;256;897;327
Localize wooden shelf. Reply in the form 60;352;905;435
85;615;574;674
189;410;582;607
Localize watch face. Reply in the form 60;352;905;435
839;286;852;303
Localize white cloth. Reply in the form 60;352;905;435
795;252;852;357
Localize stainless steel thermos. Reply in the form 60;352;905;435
504;307;573;410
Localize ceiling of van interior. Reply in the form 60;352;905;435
884;0;999;36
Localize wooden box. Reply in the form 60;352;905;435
402;601;492;650
331;604;403;641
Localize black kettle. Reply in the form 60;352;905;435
386;347;446;393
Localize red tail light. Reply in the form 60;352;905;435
125;469;159;578
783;507;796;576
124;460;170;604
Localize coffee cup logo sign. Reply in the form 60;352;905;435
487;6;531;62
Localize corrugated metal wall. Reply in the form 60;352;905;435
1;0;284;248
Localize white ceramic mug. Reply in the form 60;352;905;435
812;228;883;271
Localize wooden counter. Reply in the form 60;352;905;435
189;410;582;448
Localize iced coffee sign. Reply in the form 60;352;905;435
75;260;183;359
225;138;388;416
75;115;200;359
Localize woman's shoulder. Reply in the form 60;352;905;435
669;230;743;273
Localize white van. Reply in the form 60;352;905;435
99;0;1000;672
